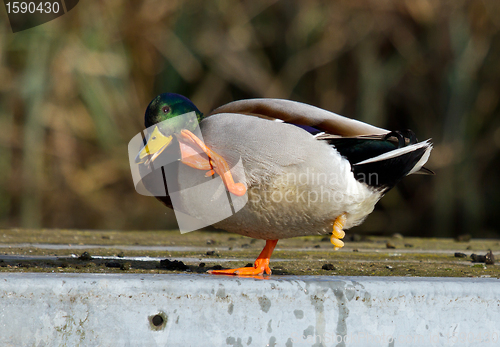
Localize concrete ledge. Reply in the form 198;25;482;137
1;274;499;347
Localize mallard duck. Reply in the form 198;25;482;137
134;93;432;276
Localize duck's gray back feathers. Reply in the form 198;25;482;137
209;98;389;137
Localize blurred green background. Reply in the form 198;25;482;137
1;0;499;238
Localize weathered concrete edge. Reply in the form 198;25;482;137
1;273;499;347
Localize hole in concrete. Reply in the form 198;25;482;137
148;311;167;331
152;315;164;327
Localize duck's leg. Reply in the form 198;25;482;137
208;240;279;276
177;129;246;196
331;213;347;250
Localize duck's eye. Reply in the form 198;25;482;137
162;106;170;114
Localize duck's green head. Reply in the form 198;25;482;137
144;93;202;129
137;93;203;164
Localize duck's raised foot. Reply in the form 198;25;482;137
178;129;246;196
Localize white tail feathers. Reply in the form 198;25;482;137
355;140;433;175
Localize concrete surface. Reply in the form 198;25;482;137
1;273;499;347
2;229;499;277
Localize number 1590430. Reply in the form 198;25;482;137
5;2;60;14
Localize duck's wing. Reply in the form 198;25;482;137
208;99;433;186
208;98;389;137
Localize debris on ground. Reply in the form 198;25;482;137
120;262;131;271
386;242;396;249
159;259;188;271
470;253;486;263
454;252;467;258
322;263;335;270
470;251;495;264
105;261;121;268
78;252;92;261
485;250;495;265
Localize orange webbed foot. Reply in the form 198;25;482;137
208;258;272;276
208;240;278;276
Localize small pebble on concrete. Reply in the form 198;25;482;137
78;252;92;261
322;264;335;271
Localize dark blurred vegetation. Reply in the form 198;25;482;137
1;0;500;238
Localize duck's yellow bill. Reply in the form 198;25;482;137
135;126;173;164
